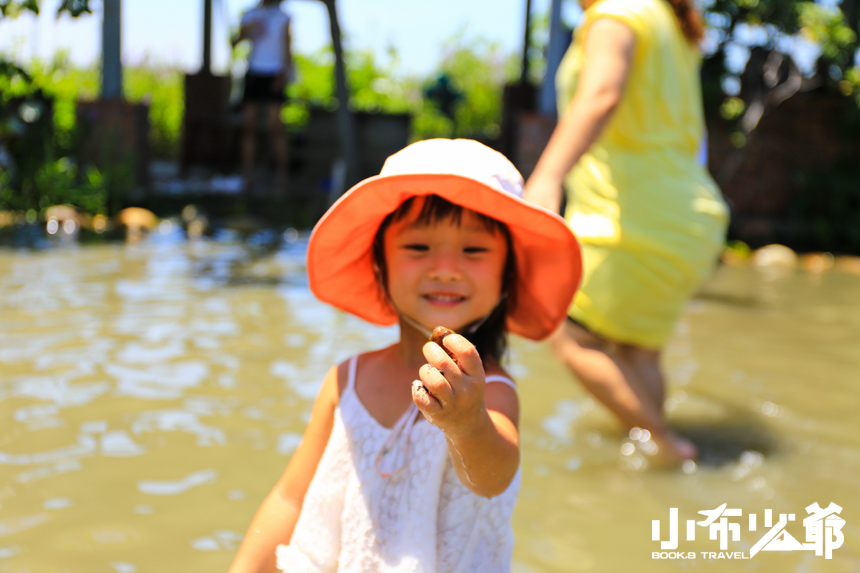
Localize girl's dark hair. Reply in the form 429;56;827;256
667;0;705;44
371;195;517;362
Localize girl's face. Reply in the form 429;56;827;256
382;205;508;333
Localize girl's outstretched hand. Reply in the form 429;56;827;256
412;331;488;438
414;327;520;498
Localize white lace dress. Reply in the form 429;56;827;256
276;356;521;573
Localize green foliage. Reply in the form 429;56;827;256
0;0;91;19
348;49;412;114
720;96;746;120
704;0;801;33
0;57;110;215
796;2;860;103
25;54;97;131
699;0;860;251
0;0;106;216
19;56;183;159
798;3;857;62
282;47;415;128
845;66;860;104
122;63;184;158
281;49;340;128
29;158;107;214
703;0;859;96
412;32;519;141
700;0;860;158
279;35;517;143
0;0;40;18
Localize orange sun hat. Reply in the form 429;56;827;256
307;138;582;341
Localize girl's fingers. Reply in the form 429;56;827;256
412;379;441;411
423;341;461;378
438;334;483;378
418;363;451;406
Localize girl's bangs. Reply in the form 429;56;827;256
390;195;506;234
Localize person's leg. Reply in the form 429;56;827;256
267;102;289;199
242;102;259;196
550;319;696;462
617;344;664;411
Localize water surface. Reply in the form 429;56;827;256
0;236;858;572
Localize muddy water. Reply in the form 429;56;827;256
0;234;858;572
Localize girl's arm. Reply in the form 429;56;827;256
523;17;636;214
228;364;341;573
414;334;520;499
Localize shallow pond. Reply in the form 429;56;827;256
0;233;858;572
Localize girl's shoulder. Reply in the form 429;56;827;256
482;356;516;385
482;359;520;426
333;347;395;395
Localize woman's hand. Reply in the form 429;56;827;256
523;173;564;216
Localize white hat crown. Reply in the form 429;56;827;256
379;138;524;198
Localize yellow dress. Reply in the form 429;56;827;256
556;0;729;348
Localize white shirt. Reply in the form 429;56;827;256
241;5;291;74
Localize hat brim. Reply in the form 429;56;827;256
307;173;582;340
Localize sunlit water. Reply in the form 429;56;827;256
0;232;858;573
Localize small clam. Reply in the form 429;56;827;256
429;326;456;359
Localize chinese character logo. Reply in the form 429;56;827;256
652;502;845;560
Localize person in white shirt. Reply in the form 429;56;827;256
232;0;293;197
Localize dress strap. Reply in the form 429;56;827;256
485;375;517;393
346;355;358;393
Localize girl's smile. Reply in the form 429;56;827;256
423;292;466;306
382;206;508;333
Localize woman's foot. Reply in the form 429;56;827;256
651;430;698;466
625;426;697;468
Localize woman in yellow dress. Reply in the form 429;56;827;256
524;0;728;462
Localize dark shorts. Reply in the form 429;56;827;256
242;72;287;103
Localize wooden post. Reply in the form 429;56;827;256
520;0;532;85
202;0;213;74
321;0;358;199
101;0;122;99
538;0;564;116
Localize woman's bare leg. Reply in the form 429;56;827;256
617;344;664;411
550;319;697;462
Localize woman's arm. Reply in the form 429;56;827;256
523;17;637;214
232;18;260;48
228;365;340;573
414;334;520;498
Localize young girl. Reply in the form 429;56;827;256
228;139;582;573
